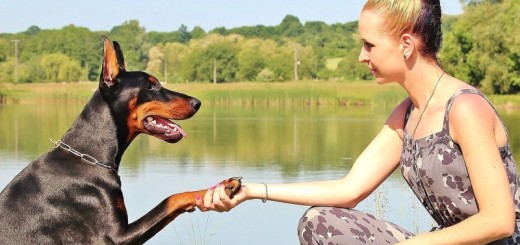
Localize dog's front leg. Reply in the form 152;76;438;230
114;177;241;245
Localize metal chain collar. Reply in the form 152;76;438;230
50;138;117;173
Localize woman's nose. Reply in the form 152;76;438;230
358;47;369;63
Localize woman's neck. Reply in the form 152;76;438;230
401;61;445;109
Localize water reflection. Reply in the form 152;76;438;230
0;102;518;244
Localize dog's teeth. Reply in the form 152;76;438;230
146;117;153;122
174;127;178;132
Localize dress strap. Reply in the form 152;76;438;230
442;89;510;142
403;99;414;131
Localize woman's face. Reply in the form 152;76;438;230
358;10;405;84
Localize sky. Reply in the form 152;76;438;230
0;0;463;34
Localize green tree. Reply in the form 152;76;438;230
228;25;277;39
182;41;239;82
163;42;190;82
278;15;304;37
256;68;275;82
177;25;192;44
460;0;503;7
267;47;293;81
0;39;9;62
0;60;13;83
339;49;373;81
292;43;318;79
20;25;100;81
148;31;178;45
304;21;328;35
441;0;519;94
191;26;206;40
146;46;164;80
110;20;147;70
24;55;45;83
39;53;82;82
23;26;42;36
237;48;265;81
210;27;228;35
146;42;189;83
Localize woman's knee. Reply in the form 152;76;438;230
297;206;414;244
297;206;350;244
298;207;319;231
297;206;323;243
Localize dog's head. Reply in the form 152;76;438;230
99;36;201;144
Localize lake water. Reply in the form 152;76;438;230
0;101;519;244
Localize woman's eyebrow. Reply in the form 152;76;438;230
362;39;374;45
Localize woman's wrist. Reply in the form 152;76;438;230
242;183;268;201
260;183;268;203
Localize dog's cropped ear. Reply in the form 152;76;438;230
113;41;127;71
100;36;121;89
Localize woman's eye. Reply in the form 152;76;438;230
364;42;374;49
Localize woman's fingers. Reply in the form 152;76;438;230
205;185;217;206
196;185;215;212
217;185;234;210
196;182;242;212
195;193;205;211
212;184;234;212
210;184;225;212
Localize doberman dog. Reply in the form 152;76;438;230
0;36;241;244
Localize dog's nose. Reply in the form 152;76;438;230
190;98;201;111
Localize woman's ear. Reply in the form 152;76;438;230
400;33;415;60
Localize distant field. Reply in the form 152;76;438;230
1;82;519;109
325;57;345;70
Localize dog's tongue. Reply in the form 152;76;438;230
154;116;187;138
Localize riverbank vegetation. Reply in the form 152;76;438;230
1;82;519;109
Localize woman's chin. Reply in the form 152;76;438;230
375;77;395;85
374;76;386;84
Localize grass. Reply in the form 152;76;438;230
1;81;519;109
177;81;407;107
172;214;224;245
0;82;97;104
325;57;345;70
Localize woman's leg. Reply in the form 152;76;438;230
298;207;414;244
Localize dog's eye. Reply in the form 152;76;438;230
145;84;155;90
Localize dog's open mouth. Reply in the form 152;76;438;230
143;116;186;143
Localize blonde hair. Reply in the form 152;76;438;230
363;0;443;63
363;0;421;39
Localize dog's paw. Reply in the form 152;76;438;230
221;177;242;199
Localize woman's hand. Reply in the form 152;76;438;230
196;182;247;212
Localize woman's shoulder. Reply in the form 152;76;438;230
386;98;412;139
448;86;494;117
447;86;499;142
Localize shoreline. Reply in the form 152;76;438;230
1;82;518;109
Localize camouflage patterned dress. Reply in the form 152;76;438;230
298;89;520;244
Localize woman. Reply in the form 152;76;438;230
196;0;520;244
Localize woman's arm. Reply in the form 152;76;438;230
400;94;515;244
196;99;411;212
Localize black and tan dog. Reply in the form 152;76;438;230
0;37;241;244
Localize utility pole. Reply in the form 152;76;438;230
163;57;168;83
12;40;20;83
213;59;217;84
294;46;299;81
85;62;89;82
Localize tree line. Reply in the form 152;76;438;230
0;0;518;94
